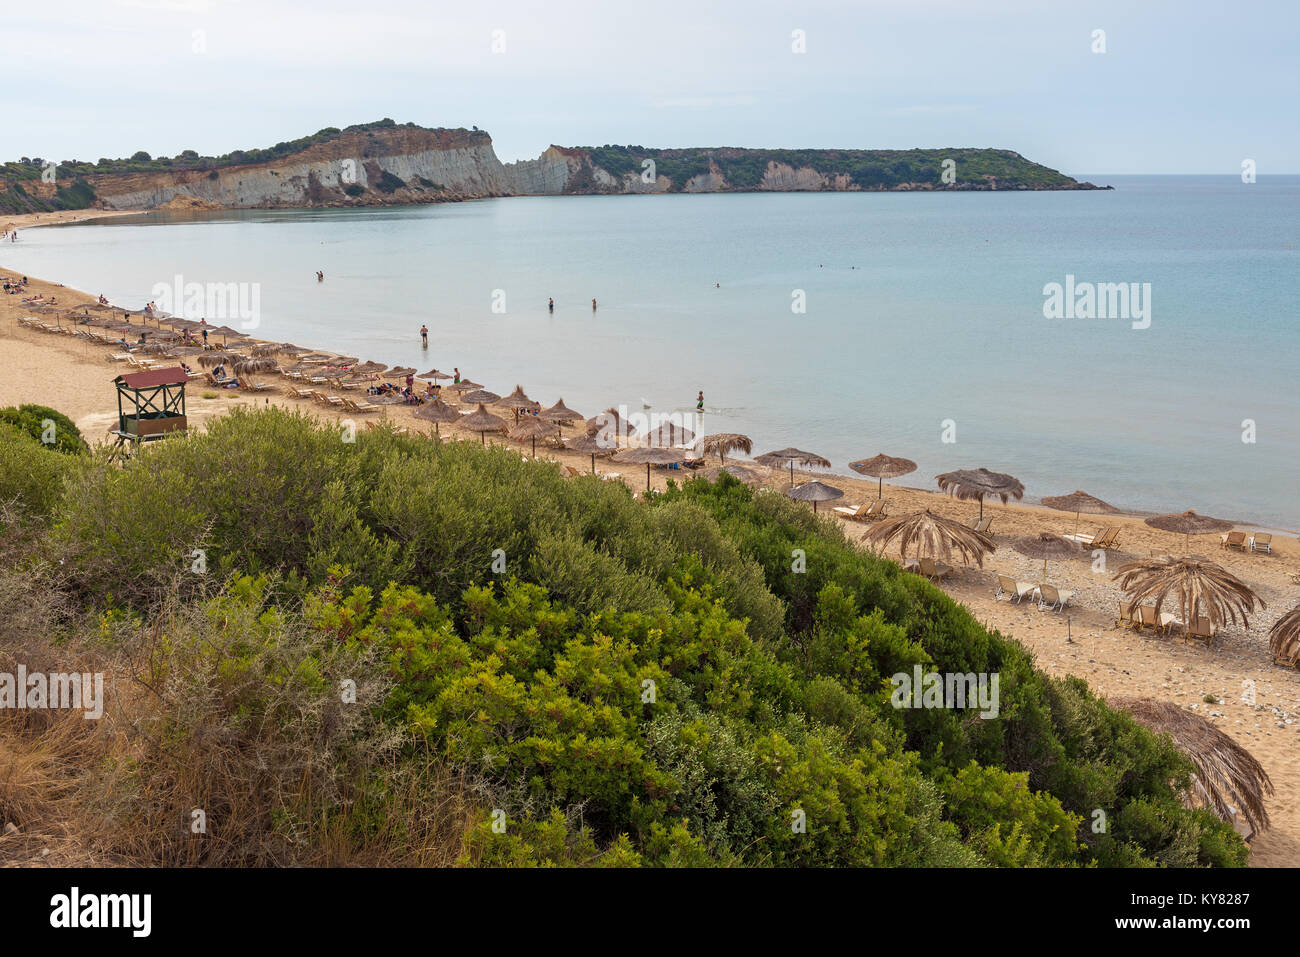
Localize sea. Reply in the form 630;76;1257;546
4;175;1298;527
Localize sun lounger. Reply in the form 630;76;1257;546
343;398;381;414
996;575;1036;604
1221;531;1247;551
833;503;873;520
1073;526;1120;551
1036;584;1075;612
1065;527;1104;546
564;466;583;478
1116;603;1140;630
238;377;273;392
1136;605;1164;633
1187;617;1216;645
968;516;992;534
834;500;887;521
599;471;622;481
917;557;953;582
1250;533;1272;554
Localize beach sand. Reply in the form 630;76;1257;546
3;264;1297;867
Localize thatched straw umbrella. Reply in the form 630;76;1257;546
197;351;244;368
458;403;508;445
1041;490;1120;536
643;422;694;448
1113;556;1265;634
386;365;415;377
249;342;292;357
613;446;684;491
565;433;618;474
699;432;752;464
414;397;461;436
208;325;249;346
497;384;541;422
863;509;996;566
935;467;1025;520
508;416;560;456
541;399;583;440
419;368;453;381
1109;696;1272;839
698;464;763;486
1011;532;1079;578
449;379;483;394
460;388;501;405
849;453;918;500
1268;603;1300;668
586;407;637;444
231;357;280;376
785;480;844;514
1144;510;1235;554
755;447;832;487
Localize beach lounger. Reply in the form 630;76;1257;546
1136;605;1164;634
238;377;273;392
1186;617;1216;646
1065;527;1104;546
834;502;885;521
1084;527;1121;551
343;398;381;414
1036;584;1075;612
968;516;992;534
599;471;622;481
107;353;133;362
917;557;953;582
564;466;583;478
1250;533;1272;554
1116;603;1140;630
996;575;1036;604
1221;531;1247;551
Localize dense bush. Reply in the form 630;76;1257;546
0;408;1248;866
0;404;89;456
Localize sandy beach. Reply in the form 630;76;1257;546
3;262;1297;867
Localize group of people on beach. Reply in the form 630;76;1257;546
2;276;28;294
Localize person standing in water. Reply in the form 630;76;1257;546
453;367;461;385
420;324;428;347
317;271;324;282
548;297;554;313
696;390;704;411
591;298;597;312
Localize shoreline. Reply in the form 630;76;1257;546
4;263;1299;867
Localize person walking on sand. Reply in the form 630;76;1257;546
420;324;428;347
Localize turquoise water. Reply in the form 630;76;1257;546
5;176;1298;526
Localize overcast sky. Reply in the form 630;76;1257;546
5;0;1297;174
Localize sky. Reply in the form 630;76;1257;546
4;0;1297;175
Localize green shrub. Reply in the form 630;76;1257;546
0;404;88;455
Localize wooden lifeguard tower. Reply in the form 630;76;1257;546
111;366;189;458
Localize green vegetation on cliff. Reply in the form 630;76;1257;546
0;408;1240;866
582;145;1089;191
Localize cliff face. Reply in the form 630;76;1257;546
75;128;1102;211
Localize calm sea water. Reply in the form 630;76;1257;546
5;176;1298;527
